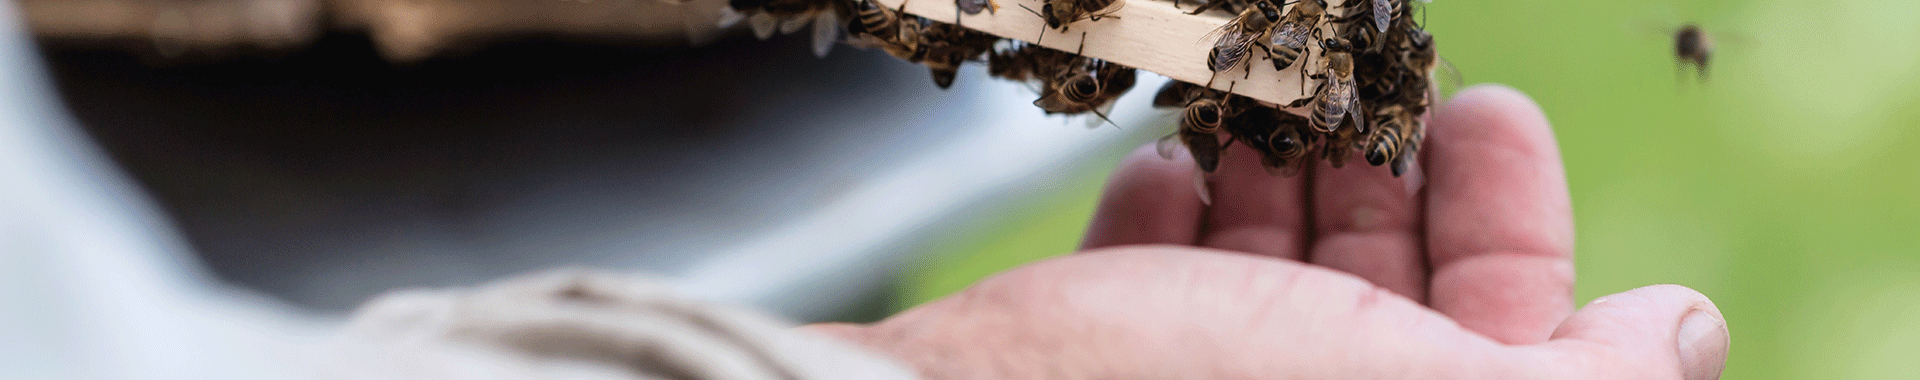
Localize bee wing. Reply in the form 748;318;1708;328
1348;102;1367;133
1203;26;1259;72
717;6;749;28
1269;20;1312;49
779;15;812;34
748;12;781;39
1087;0;1126;19
1200;16;1251;44
1371;0;1392;33
1434;56;1465;97
1325;79;1356;118
842;34;888;50
1156;133;1183;160
811;11;843;57
1193;168;1214;206
1033;91;1076;113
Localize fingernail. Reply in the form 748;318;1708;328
1677;309;1729;380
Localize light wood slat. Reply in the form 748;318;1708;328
876;0;1350;105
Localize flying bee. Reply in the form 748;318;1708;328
1267;0;1328;87
1203;0;1281;74
1292;37;1364;134
1672;23;1713;82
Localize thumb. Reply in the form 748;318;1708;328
1532;284;1730;380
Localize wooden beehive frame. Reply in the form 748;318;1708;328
875;0;1354;106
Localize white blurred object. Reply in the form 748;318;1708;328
0;3;325;379
0;1;1167;377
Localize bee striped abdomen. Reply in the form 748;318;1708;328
1182;100;1225;134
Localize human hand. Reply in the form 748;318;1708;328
805;85;1729;379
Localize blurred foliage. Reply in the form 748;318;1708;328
893;0;1920;378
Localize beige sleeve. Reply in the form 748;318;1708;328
317;268;921;380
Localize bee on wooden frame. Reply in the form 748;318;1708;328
1202;0;1282;74
1267;0;1329;89
1255;109;1317;177
1154;82;1244;205
919;21;1000;88
1291;37;1364;135
846;0;933;62
1034;58;1138;127
1016;0;1123;44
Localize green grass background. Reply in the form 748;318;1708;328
891;0;1920;378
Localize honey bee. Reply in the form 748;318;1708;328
1673;24;1713;82
1257;110;1316;177
1153;82;1239;204
1015;0;1124;40
1164;97;1231;173
1034;58;1137;126
920;21;1000;88
1266;0;1329;85
1203;0;1282;74
1391;117;1423;177
1318;117;1365;168
1337;0;1396;34
1363;105;1406;167
1292;37;1364;134
847;0;930;62
1152;80;1208;108
987;41;1082;93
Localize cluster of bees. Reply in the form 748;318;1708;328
1166;0;1439;179
718;0;1440;184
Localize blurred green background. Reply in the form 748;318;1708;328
889;0;1920;378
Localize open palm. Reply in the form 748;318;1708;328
809;85;1728;379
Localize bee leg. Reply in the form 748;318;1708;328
1076;31;1087;55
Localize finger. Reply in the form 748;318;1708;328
1194;142;1310;261
1307;146;1427;301
1081;143;1208;249
1518;285;1729;380
1423;85;1576;345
